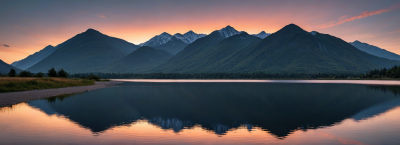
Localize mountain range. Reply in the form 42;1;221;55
350;40;400;61
5;24;399;74
153;24;399;73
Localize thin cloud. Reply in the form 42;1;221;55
387;28;400;34
319;4;400;28
3;44;9;47
97;14;106;18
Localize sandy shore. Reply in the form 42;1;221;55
0;81;120;107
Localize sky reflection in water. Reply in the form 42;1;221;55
0;81;400;144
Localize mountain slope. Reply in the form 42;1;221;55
141;32;172;47
11;45;58;70
153;32;261;72
27;29;133;73
350;40;400;61
222;24;400;73
0;59;21;74
154;36;188;55
101;46;173;73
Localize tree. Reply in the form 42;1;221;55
8;69;16;77
19;70;32;77
34;72;45;78
58;69;68;78
48;67;57;77
87;73;101;81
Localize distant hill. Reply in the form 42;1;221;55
154;36;188;55
27;29;139;73
100;46;173;73
0;59;21;74
11;45;58;70
154;24;400;73
350;40;400;61
252;31;270;39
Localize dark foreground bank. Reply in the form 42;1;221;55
0;81;119;107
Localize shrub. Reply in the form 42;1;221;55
8;69;16;77
34;72;45;78
19;70;33;77
48;67;57;77
87;73;101;81
58;69;68;78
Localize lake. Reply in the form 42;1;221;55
1;80;400;144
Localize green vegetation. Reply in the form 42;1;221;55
71;72;360;79
34;72;45;78
361;65;400;79
8;69;16;77
19;70;33;77
48;67;57;77
0;77;94;93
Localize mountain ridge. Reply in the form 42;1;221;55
11;45;58;70
350;40;400;61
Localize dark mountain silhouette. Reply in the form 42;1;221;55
100;46;173;73
11;45;58;70
224;24;400;73
26;29;139;73
154;24;400;73
28;83;399;138
153;32;261;72
0;59;21;74
154;36;188;55
350;40;400;61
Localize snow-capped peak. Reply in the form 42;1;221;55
183;30;206;43
141;32;172;47
141;31;207;46
252;31;270;39
173;33;191;44
218;25;239;38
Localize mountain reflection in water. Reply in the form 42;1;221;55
26;82;399;138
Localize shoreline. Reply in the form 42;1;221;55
111;79;400;85
0;81;120;108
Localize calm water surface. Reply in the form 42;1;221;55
1;80;400;144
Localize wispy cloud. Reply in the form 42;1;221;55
3;44;9;47
387;28;400;34
319;4;400;28
97;14;106;18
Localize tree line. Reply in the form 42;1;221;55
1;67;68;78
3;65;400;79
70;72;360;79
361;65;400;79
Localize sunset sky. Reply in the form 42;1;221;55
0;0;399;64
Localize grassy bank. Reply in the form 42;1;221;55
0;77;95;93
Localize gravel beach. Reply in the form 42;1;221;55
0;81;120;107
